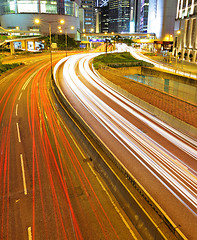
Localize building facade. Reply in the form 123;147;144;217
96;0;109;7
108;0;131;33
81;0;95;33
139;0;149;33
148;0;177;40
101;3;109;32
173;0;197;62
0;0;81;36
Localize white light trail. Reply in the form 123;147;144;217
54;52;197;214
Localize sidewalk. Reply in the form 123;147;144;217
149;55;197;75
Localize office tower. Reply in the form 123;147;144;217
108;0;131;33
135;0;142;32
81;0;95;32
101;3;109;32
148;0;177;40
174;0;197;62
140;0;149;32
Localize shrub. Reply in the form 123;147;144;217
93;52;154;69
0;62;22;75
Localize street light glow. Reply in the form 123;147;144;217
60;19;65;24
34;18;40;24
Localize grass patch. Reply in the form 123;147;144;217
93;52;154;69
0;62;22;75
143;52;157;56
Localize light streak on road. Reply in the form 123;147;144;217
54;53;197;216
1;53;134;239
118;43;197;79
29;60;126;240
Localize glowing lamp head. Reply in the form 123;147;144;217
34;18;40;24
60;19;65;24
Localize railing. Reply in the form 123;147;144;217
129;48;197;79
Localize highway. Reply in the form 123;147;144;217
55;52;197;240
0;53;141;239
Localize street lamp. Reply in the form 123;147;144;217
65;26;74;57
34;18;54;79
175;30;181;69
60;20;75;57
177;30;181;35
34;18;64;79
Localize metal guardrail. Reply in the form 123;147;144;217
129;49;197;79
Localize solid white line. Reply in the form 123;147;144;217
16;104;18;116
18;92;23;100
16;122;21;143
20;154;27;195
28;226;32;240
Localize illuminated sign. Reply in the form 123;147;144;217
89;39;104;42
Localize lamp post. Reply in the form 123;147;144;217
35;18;53;79
64;26;74;57
175;30;181;69
35;18;64;79
59;20;74;57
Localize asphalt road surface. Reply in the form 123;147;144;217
0;53;142;240
55;52;197;240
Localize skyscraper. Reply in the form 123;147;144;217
140;0;149;33
81;0;95;33
148;0;177;40
108;0;131;33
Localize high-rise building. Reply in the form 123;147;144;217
140;0;149;33
95;7;101;33
0;0;81;36
173;0;197;62
148;0;177;40
81;0;95;33
130;0;137;33
101;3;109;32
95;3;109;33
135;0;142;32
108;0;131;33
